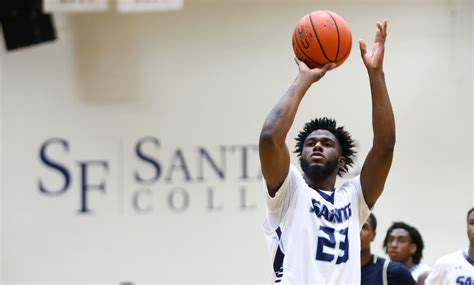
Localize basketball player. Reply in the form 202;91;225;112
424;208;474;285
259;19;395;284
361;213;416;285
383;222;431;284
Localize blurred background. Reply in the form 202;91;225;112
1;0;472;283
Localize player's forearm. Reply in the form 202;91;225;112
260;75;311;145
369;70;396;151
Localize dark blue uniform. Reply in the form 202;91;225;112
361;255;417;285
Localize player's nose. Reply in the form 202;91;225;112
313;141;323;151
389;239;399;248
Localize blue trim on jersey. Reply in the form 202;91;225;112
463;250;474;266
273;227;285;282
315;189;335;204
276;227;282;239
273;245;285;279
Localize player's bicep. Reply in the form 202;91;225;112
360;146;394;208
259;139;290;197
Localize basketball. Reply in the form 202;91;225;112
292;10;352;69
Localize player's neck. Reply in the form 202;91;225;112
469;243;474;259
304;172;337;191
360;250;372;266
403;258;415;270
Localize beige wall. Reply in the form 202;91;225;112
1;0;472;283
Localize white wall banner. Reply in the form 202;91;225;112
117;0;184;13
43;0;109;13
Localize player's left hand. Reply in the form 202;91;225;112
359;19;387;72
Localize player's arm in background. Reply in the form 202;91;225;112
259;59;334;197
358;19;396;208
425;258;448;285
418;271;431;285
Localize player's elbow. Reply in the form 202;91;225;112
374;133;396;153
384;135;396;152
386;133;396;151
259;127;282;147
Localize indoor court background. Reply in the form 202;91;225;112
1;0;472;283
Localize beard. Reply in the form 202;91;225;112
300;157;339;180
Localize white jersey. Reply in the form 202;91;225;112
410;263;431;282
425;249;474;285
263;164;371;284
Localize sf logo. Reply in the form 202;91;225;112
38;138;109;213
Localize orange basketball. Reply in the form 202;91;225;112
292;10;352;69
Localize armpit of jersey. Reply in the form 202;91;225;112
263;164;303;232
343;175;371;227
264;164;303;212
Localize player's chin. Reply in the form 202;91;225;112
309;157;326;165
387;252;399;260
468;232;474;241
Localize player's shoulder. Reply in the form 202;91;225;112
337;174;361;191
388;259;411;273
434;249;463;266
387;260;417;284
283;163;305;188
288;164;306;181
288;163;300;177
415;263;432;275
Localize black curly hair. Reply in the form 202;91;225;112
367;213;378;232
294;117;356;176
468;207;474;220
383;222;425;264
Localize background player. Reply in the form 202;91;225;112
425;208;474;285
383;222;431;284
361;213;416;285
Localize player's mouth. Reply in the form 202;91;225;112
311;152;325;159
387;251;399;258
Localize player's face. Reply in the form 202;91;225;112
467;211;474;244
360;221;375;251
386;228;416;263
300;129;344;179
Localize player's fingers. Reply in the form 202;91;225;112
383;19;388;38
320;63;336;73
294;57;300;66
359;39;367;56
378;20;387;39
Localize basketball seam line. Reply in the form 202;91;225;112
326;11;340;61
309;12;334;63
338;36;352;63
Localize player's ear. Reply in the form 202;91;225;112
371;231;376;242
338;156;346;168
409;243;417;255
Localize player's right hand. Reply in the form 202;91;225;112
294;57;336;83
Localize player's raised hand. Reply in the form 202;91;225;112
359;19;387;72
294;57;336;83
